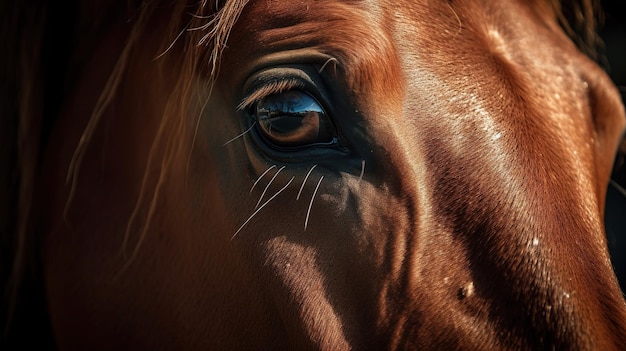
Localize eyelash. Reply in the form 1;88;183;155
238;78;306;112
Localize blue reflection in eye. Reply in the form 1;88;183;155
254;90;337;149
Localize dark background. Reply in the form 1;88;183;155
600;0;626;187
600;0;626;293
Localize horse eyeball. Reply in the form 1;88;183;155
255;90;336;149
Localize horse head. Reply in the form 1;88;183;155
3;0;626;349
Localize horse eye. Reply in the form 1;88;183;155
253;90;337;149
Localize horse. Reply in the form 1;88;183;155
2;0;626;349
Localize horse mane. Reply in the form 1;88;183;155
549;0;603;61
0;0;604;346
1;1;48;345
0;0;248;345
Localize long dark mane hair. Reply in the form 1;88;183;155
0;0;610;348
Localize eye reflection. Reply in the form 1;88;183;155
254;90;337;149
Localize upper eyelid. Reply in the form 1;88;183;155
237;78;306;111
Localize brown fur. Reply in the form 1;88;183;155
2;0;625;349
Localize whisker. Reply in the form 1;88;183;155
256;166;285;209
305;176;324;231
251;164;276;193
232;176;295;240
188;12;215;20
186;84;213;178
318;57;338;74
297;164;318;200
358;159;365;183
153;20;191;60
187;13;219;32
446;2;462;36
222;122;256;146
187;22;213;31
